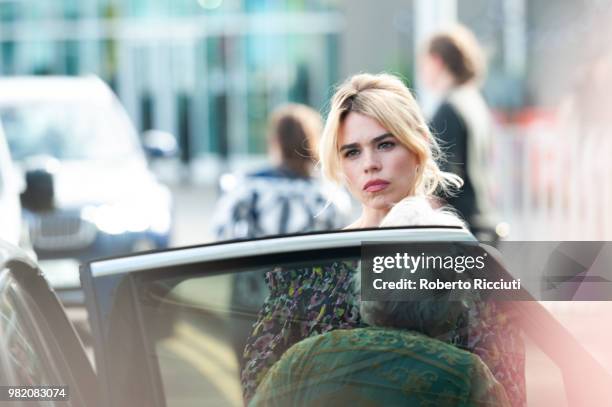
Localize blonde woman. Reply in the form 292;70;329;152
241;73;524;405
319;72;462;228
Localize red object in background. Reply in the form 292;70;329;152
492;107;557;128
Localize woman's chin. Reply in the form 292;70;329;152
364;195;397;211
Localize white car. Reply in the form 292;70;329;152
0;76;175;292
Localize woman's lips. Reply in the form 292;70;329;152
363;179;390;192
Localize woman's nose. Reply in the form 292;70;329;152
363;151;381;173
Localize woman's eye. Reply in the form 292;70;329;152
378;141;395;150
344;149;360;158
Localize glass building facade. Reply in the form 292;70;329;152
0;0;342;164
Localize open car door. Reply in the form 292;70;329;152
80;227;612;406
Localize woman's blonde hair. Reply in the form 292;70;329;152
319;72;462;195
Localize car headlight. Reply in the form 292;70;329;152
81;201;171;235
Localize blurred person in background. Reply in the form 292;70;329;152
212;103;349;370
242;73;524;405
420;25;497;239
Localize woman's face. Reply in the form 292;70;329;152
338;112;419;211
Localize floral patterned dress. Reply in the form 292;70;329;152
241;261;525;406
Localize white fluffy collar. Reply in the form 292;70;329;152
380;196;466;228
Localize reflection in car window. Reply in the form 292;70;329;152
0;268;74;406
0;102;141;161
136;259;358;407
142;271;268;407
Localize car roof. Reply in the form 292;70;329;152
0;76;115;105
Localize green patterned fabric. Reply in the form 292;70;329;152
250;327;510;407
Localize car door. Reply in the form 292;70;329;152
81;228;611;407
80;227;473;407
0;243;98;407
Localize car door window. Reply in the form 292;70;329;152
143;258;355;407
149;272;252;407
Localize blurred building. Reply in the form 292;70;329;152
0;0;343;180
0;0;602;160
0;0;533;172
0;0;550;171
2;1;611;241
